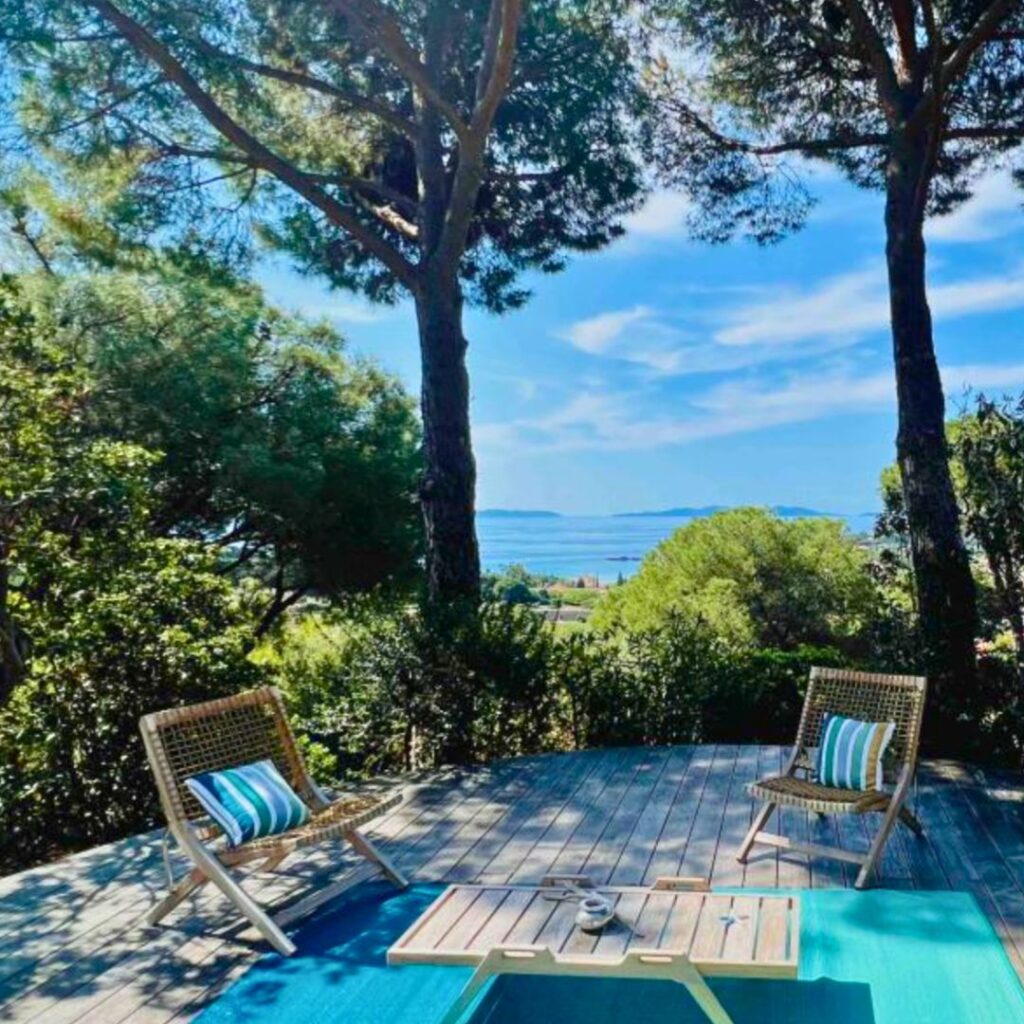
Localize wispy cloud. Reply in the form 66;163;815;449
556;305;711;375
714;268;887;346
621;190;693;239
715;264;1024;347
476;362;1024;455
558;305;653;354
928;170;1024;244
557;260;1024;383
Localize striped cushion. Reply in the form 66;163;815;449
185;759;310;847
816;713;896;792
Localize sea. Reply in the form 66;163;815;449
477;512;878;582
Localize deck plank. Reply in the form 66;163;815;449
678;745;739;880
0;745;1022;1023
641;745;715;885
508;747;629;884
477;748;610;884
608;746;694;886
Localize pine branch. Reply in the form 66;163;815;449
838;0;904;120
666;99;887;155
86;0;417;288
190;38;417;138
436;0;521;269
891;0;919;78
144;139;420;219
942;0;1021;87
326;0;470;141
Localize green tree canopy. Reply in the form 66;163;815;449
592;508;878;652
18;264;423;630
0;277;264;864
879;396;1024;677
642;0;1024;743
0;0;649;601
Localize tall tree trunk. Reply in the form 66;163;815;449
415;270;481;604
885;140;978;748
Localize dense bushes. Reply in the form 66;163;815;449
260;602;562;773
0;530;259;872
0;271;417;871
262;603;849;775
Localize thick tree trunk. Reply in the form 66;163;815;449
415;271;481;604
885;142;978;748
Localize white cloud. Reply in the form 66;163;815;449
928;170;1024;244
930;274;1024;318
558;304;653;355
621;190;693;239
714;268;887;347
715;264;1024;348
476;362;1024;455
941;362;1024;395
558;259;1024;385
556;304;792;377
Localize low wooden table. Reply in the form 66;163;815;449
388;878;800;1024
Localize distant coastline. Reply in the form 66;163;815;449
476;507;880;582
481;504;877;520
616;504;848;519
478;508;562;518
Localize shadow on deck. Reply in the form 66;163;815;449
0;746;1021;1022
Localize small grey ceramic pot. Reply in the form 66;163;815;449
575;894;614;933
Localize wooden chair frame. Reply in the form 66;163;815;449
736;666;927;889
140;686;407;955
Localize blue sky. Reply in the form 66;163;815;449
258;164;1024;516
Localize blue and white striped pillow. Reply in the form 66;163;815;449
816;713;896;792
185;759;310;847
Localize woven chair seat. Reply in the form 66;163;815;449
141;687;409;955
749;775;890;815
219;789;402;865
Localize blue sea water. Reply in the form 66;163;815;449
477;513;877;582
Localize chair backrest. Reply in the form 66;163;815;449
140;687;316;828
794;667;927;780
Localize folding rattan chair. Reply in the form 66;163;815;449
736;666;927;889
140;686;407;955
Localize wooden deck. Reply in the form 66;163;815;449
1;745;1023;1022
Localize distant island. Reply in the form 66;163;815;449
614;505;726;518
477;505;879;521
615;504;854;519
478;508;562;518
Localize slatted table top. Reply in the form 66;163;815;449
388;883;800;979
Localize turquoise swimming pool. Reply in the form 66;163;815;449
195;882;1024;1023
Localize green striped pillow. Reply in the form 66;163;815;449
816;713;896;791
185;759;310;847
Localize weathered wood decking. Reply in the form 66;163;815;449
1;745;1023;1022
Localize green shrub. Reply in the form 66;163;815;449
558;616;845;750
592;508;880;655
267;601;565;774
0;539;259;871
266;604;853;775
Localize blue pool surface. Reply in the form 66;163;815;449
195;882;1024;1024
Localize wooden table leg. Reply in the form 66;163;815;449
675;960;735;1024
